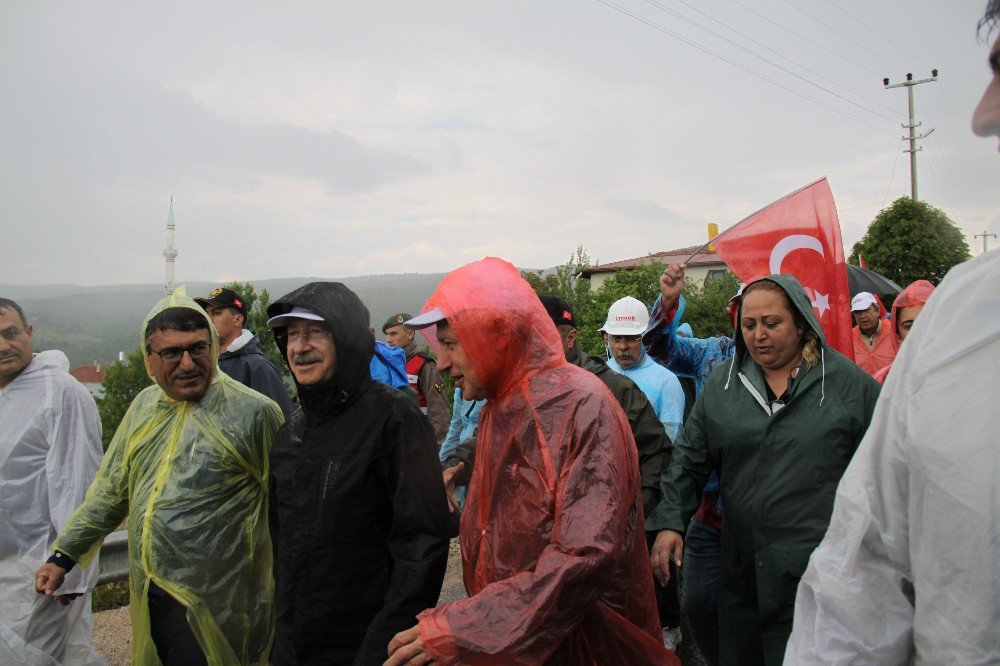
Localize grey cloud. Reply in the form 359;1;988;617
600;198;700;226
1;51;426;197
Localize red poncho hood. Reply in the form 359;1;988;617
889;279;936;343
421;257;564;399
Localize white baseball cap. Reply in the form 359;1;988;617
850;292;877;312
266;305;325;328
404;307;447;329
602;296;650;336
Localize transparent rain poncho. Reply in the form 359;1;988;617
786;253;1000;664
413;258;676;665
53;287;284;665
0;350;105;665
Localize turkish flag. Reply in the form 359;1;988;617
712;178;855;361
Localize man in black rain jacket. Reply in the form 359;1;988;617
266;282;451;665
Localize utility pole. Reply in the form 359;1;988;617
974;230;997;254
883;70;938;201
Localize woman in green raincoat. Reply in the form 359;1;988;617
37;288;284;665
650;274;880;665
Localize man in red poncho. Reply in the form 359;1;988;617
850;291;898;375
384;257;676;665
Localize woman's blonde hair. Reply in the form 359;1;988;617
741;280;821;368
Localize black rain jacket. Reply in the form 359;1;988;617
267;282;451;665
218;331;295;419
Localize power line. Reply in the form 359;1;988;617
595;0;900;138
640;0;899;123
819;0;935;71
923;144;961;212
778;0;908;72
881;140;902;208
932;81;982;204
648;0;901;119
728;0;883;77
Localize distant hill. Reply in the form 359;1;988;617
2;274;451;367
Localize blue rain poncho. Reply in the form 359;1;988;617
606;350;685;442
52;288;284;665
438;388;484;465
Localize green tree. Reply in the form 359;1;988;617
520;245;595;313
682;272;741;337
850;197;971;286
576;260;666;356
96;347;153;449
219;281;291;384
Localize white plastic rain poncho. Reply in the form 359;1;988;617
52;288;284;665
0;350;105;665
785;249;1000;665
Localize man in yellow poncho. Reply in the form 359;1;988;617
34;288;284;665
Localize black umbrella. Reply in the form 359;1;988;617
846;264;902;296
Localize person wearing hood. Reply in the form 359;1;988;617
265;283;450;665
1;299;105;665
649;275;880;665
196;287;294;418
872;280;935;384
34;287;284;665
386;258;676;666
604;296;686;443
850;291;898;376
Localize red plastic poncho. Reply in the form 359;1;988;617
852;295;899;376
414;258;675;665
873;279;936;383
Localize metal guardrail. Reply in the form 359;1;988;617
96;530;129;586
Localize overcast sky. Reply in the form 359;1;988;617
3;1;997;286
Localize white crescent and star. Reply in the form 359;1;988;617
768;234;831;317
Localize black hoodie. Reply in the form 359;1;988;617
267;282;450;665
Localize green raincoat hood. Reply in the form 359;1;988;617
728;273;831;407
733;273;826;364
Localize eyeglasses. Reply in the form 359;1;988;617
278;326;332;344
609;334;642;344
0;326;27;342
149;342;211;364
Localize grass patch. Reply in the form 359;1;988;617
92;580;130;613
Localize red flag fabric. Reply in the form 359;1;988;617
859;254;868;270
712;178;855;362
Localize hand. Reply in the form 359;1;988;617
442;462;465;514
34;563;67;600
650;530;684;586
385;625;434;665
659;262;686;310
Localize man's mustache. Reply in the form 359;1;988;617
293;353;324;365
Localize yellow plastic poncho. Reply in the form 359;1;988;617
53;287;284;665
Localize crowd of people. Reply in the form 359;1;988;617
2;3;998;664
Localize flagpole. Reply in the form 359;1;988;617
683;177;828;264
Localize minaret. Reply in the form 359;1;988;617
163;196;178;295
